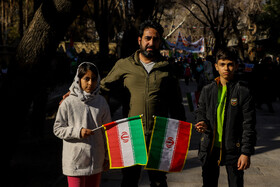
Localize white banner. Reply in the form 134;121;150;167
165;32;205;53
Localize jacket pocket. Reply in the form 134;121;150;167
198;133;211;165
73;146;92;169
225;139;241;155
64;144;92;170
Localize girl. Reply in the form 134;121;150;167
54;62;111;187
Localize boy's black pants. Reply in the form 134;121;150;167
202;147;244;187
121;165;167;187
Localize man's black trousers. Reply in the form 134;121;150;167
121;165;167;187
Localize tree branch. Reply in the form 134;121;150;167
180;2;208;26
191;0;213;26
164;16;186;39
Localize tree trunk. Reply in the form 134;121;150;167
232;20;245;60
95;0;109;60
212;29;227;56
17;0;86;68
1;0;86;183
1;0;3;44
19;0;24;38
119;0;156;58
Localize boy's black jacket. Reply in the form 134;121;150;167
195;77;256;166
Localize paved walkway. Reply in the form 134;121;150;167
101;80;280;187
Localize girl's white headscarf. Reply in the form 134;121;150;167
69;62;101;103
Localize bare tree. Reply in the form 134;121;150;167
0;0;13;45
177;0;263;57
227;0;263;60
179;0;231;55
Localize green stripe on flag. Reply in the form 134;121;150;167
146;116;168;169
128;116;147;164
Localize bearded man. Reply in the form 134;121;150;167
100;20;186;187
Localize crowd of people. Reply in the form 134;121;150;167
165;53;280;113
167;54;215;90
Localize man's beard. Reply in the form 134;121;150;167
139;44;159;59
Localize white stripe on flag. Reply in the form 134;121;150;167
159;119;179;171
118;121;135;166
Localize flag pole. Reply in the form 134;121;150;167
113;114;144;125
92;114;144;132
91;126;104;132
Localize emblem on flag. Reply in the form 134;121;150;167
166;137;174;148
121;131;129;143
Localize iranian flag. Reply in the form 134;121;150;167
145;116;192;172
186;92;198;112
103;115;147;169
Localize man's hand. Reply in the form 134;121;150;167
195;121;208;133
237;154;250;170
59;91;70;105
80;128;94;138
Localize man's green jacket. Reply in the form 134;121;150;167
100;50;186;139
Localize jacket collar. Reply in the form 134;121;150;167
131;50;168;68
214;76;238;87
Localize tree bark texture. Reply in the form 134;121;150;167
16;0;86;69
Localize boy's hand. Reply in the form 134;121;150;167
237;154;250;170
59;91;70;105
195;121;208;133
80;128;94;138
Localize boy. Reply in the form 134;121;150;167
195;49;256;187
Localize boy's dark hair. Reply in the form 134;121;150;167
216;48;238;63
139;20;164;38
78;63;99;79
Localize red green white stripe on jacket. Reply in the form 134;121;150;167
145;116;192;172
103;115;147;169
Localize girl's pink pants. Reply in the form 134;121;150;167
67;173;101;187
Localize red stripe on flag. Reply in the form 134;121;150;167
106;122;123;167
169;121;191;172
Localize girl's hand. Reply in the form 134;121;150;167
80;128;94;138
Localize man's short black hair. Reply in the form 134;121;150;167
139;20;164;38
216;48;238;63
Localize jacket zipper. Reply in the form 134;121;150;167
141;60;157;134
145;74;149;133
145;68;155;134
210;124;216;154
210;123;223;166
217;84;229;166
211;82;223;166
210;83;218;157
217;144;222;166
